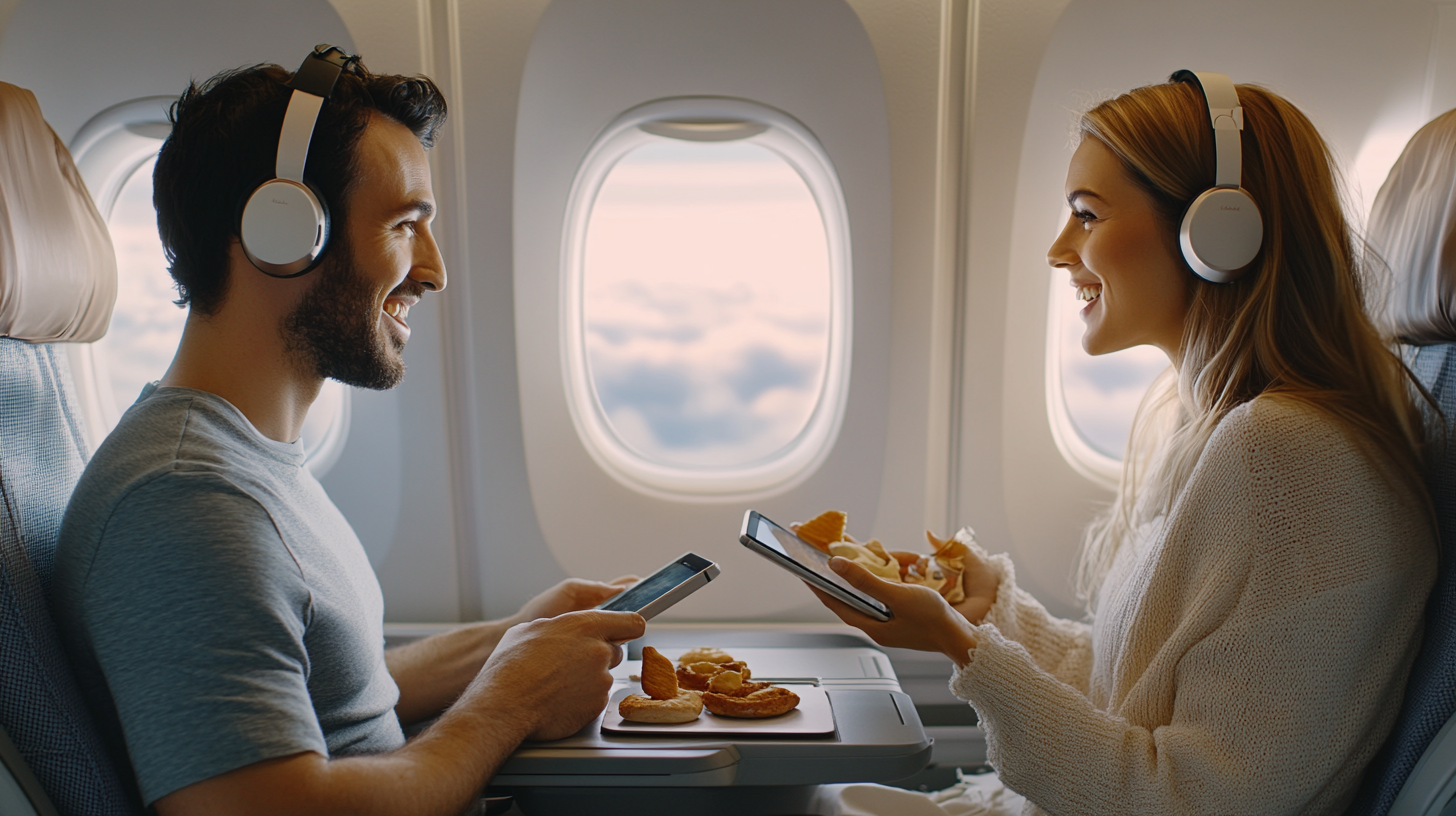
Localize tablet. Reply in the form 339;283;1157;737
739;510;892;621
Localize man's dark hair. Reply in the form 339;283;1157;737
153;58;447;314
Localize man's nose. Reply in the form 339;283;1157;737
412;226;447;292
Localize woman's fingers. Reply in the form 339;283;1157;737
829;556;900;601
608;575;640;587
804;581;881;626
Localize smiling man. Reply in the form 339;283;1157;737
53;52;645;816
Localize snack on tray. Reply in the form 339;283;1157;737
796;511;974;604
702;686;802;719
619;646;702;724
676;650;800;718
675;653;751;691
677;646;735;665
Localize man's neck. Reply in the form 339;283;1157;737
160;308;322;444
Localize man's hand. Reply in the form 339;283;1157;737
387;574;639;724
471;609;645;740
808;557;980;668
157;609;646;816
509;576;639;625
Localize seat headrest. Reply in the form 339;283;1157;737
0;82;116;343
1369;108;1456;345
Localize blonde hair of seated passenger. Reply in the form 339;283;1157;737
1073;81;1433;604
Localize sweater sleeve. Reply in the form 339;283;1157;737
961;529;1093;695
949;400;1436;816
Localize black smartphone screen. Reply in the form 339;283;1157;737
598;560;700;613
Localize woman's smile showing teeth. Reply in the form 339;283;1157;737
1076;283;1102;304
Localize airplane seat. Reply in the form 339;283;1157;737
1347;108;1456;816
0;81;135;814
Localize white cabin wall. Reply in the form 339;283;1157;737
321;0;466;622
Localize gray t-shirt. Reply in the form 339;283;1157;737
54;385;405;806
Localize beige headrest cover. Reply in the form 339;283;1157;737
1369;108;1456;345
0;82;116;343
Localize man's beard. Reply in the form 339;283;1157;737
281;241;413;391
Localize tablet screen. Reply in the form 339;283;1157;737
748;514;890;615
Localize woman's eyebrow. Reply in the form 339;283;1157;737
1067;189;1106;206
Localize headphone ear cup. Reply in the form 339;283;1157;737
240;178;329;278
1179;187;1263;283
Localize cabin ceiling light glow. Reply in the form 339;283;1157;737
562;98;852;500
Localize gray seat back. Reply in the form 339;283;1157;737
0;81;133;814
1348;344;1456;815
1348;108;1456;816
0;340;136;814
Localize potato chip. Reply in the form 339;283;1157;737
795;510;847;552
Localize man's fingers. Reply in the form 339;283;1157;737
575;609;647;643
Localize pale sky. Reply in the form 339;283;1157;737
582;138;832;469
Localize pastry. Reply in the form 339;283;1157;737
676;659;750;691
677;646;735;665
702;686;801;719
639;645;679;700
618;690;703;723
619;646;703;724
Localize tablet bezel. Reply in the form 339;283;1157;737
739;510;893;622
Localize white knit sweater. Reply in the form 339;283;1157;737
950;396;1436;816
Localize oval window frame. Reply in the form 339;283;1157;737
560;97;853;500
1044;265;1121;488
69;97;351;477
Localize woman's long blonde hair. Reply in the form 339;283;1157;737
1074;80;1432;602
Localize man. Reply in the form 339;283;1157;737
53;51;645;816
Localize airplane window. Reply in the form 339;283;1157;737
585;139;829;467
95;157;185;415
91;153;350;476
563;101;851;498
1050;278;1167;461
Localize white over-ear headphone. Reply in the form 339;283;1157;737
239;45;357;278
1171;70;1264;283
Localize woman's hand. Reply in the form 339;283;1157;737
951;548;1000;626
810;557;980;668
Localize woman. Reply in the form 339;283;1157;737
812;74;1438;815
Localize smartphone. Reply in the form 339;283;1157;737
596;552;720;620
739;510;893;621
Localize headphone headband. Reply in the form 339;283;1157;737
1168;69;1263;283
240;44;358;278
1170;70;1244;188
274;46;355;184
